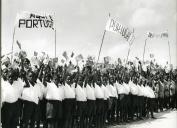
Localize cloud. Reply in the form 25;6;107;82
130;8;162;28
107;43;129;59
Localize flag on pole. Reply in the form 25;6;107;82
75;54;84;62
105;17;134;43
161;31;168;38
150;53;154;58
117;58;122;64
104;56;111;64
15;11;55;30
71;52;74;58
62;51;69;61
147;31;168;38
34;51;38;56
16;40;21;49
61;59;65;63
147;32;154;38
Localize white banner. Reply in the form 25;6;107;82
147;31;168;38
15;11;54;30
105;18;134;43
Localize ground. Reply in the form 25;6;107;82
109;110;177;128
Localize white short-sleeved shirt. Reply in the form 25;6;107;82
144;86;151;98
64;83;75;99
141;85;147;97
75;84;87;101
58;85;64;101
13;78;25;98
101;85;110;100
116;82;125;94
129;81;137;95
86;84;96;100
134;84;139;95
112;84;118;98
147;86;155;98
45;82;60;101
123;82;130;95
94;84;104;99
106;84;114;97
33;79;45;100
2;79;20;103
137;84;144;96
21;83;39;104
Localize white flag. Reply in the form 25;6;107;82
15;11;54;30
105;18;134;42
161;31;168;38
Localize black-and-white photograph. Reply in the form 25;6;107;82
1;0;177;128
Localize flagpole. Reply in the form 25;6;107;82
168;40;171;65
126;45;131;64
143;38;148;63
97;13;110;63
11;26;16;63
126;30;135;64
55;29;56;58
97;30;106;63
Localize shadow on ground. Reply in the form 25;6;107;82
108;110;176;128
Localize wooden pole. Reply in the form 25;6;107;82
97;30;106;63
55;29;56;58
97;13;110;63
11;27;16;63
126;44;131;64
126;32;135;64
143;38;148;63
168;40;171;65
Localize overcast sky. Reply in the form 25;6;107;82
2;0;177;66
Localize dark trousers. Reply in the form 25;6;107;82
107;97;117;123
147;98;155;118
116;98;121;123
46;100;63;128
1;100;21;128
63;98;76;128
154;98;159;112
119;94;126;122
76;101;87;128
142;97;147;117
158;97;164;111
36;99;47;128
175;93;177;109
169;95;175;109
21;100;38;128
129;95;138;119
96;98;104;128
86;100;96;128
164;96;169;109
138;96;144;118
103;99;109;127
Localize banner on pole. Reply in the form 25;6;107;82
105;18;134;43
62;51;69;61
75;54;84;62
104;56;111;64
147;31;168;38
150;53;154;58
16;11;54;30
